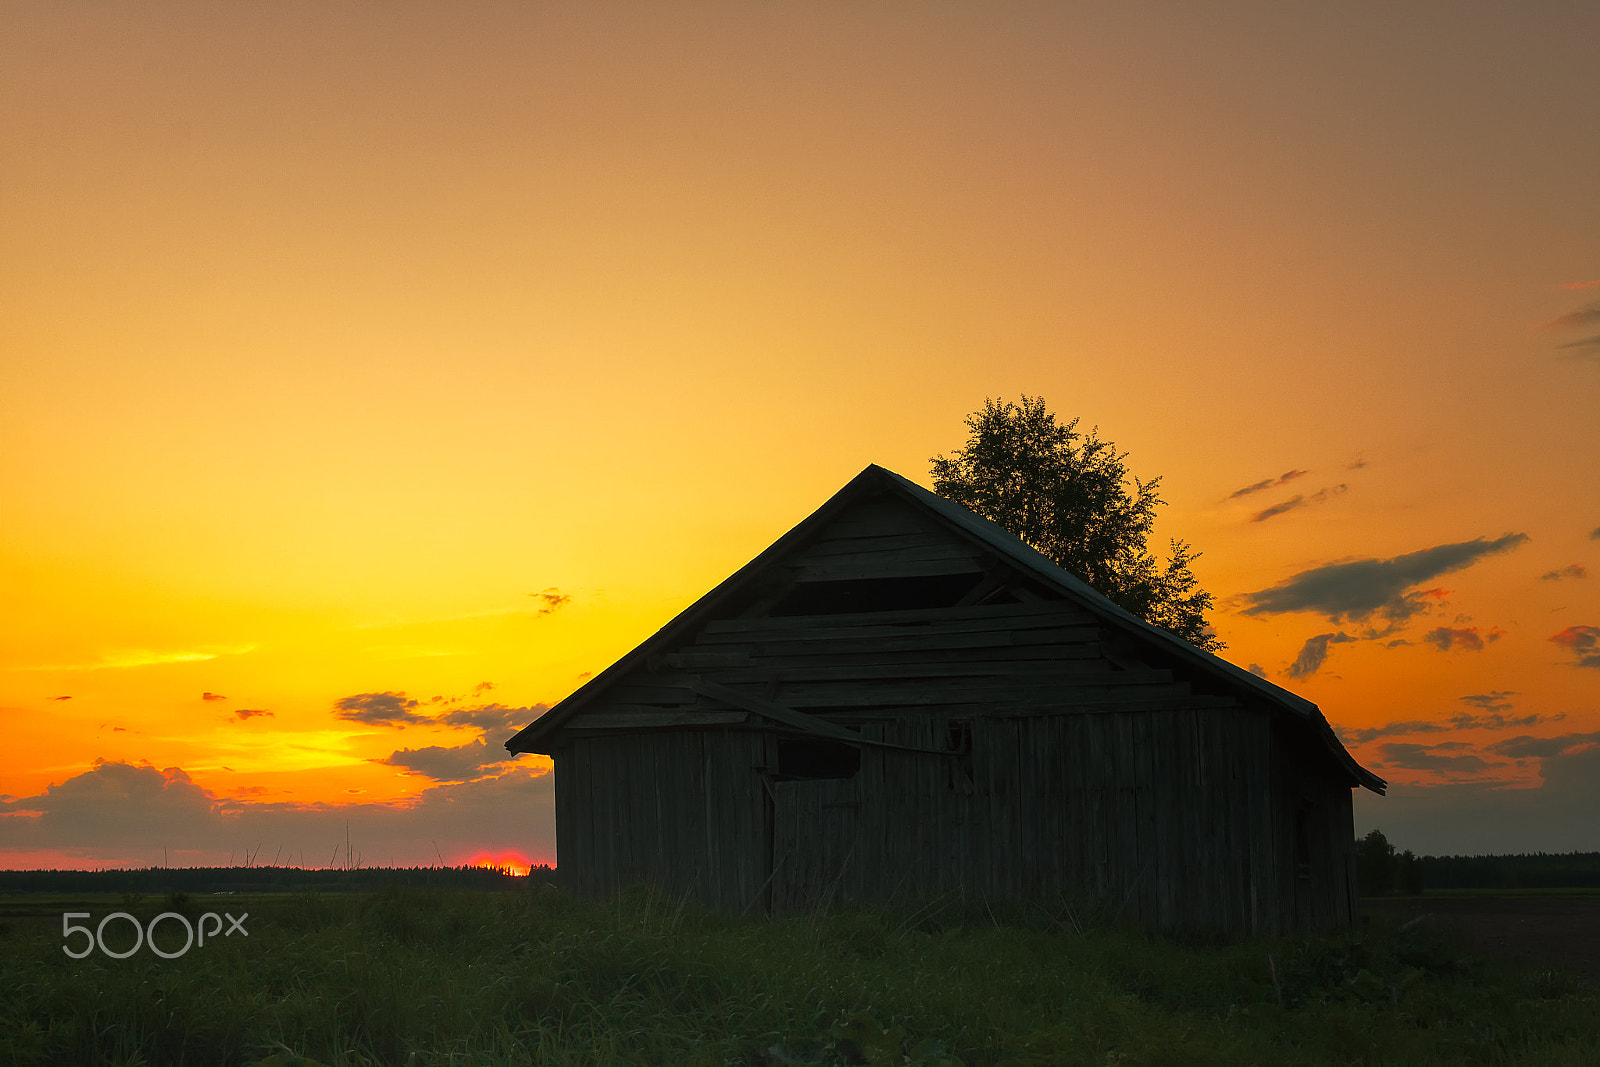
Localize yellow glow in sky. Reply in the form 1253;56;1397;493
2;2;1597;866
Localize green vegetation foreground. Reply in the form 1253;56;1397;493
2;886;1596;1066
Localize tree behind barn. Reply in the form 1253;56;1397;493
931;396;1223;651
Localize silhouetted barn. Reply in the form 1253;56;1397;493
506;465;1385;935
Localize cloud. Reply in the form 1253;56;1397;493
332;691;428;726
202;692;227;701
437;702;547;734
1487;732;1600;759
1229;469;1309;500
0;758;554;868
530;588;571;616
21;646;258;672
1249;484;1348;523
1557;335;1600;359
1283;632;1356;679
1560;279;1600;290
49;695;71;701
1591;526;1600;541
1336;695;1559;744
1354;744;1600;855
376;738;512;783
1378;742;1491;772
1537;299;1600;331
1422;626;1503;652
1252;496;1305;522
1540;564;1587;581
1549;625;1600;668
1459;690;1517;713
1246;663;1267;678
1238;533;1530;623
232;709;273;720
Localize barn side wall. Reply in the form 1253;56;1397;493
1264;718;1360;933
553;729;768;912
553;705;1356;936
814;704;1277;936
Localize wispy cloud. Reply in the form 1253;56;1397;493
1250;484;1348;523
1557;335;1600;360
202;692;227;701
1229;469;1308;500
1560;279;1600;290
232;709;273;720
1460;691;1518;713
1549;625;1600;668
1422;626;1503;652
49;695;72;701
1489;732;1600;758
1379;742;1491;772
333;691;429;726
1540;564;1587;581
1284;632;1356;679
375;738;512;783
1252;496;1305;522
1537;299;1600;331
438;703;547;733
1338;697;1558;744
1238;534;1529;623
530;588;572;616
20;646;257;672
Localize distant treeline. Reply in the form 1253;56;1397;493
1359;830;1600;894
1415;852;1600;890
0;864;557;896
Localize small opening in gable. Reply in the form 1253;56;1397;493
768;573;985;616
776;737;861;780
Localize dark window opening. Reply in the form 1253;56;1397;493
946;719;974;789
776;737;860;780
1293;800;1314;883
767;573;985;617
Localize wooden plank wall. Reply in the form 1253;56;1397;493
1260;719;1361;934
554;729;767;912
785;702;1286;936
550;493;1359;935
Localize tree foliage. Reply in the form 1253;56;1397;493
931;396;1223;651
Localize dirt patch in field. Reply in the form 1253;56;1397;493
1363;895;1600;982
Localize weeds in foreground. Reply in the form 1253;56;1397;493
0;884;1594;1066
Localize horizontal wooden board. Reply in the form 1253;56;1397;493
701;598;1093;633
789;556;985;582
567;709;750;729
694;627;1098;656
796;532;972;559
815;503;941;540
732;643;1104;668
614;673;1188;709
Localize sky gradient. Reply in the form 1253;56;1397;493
3;2;1597;870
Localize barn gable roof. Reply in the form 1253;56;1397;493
506;463;1385;794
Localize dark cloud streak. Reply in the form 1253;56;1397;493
1239;534;1530;622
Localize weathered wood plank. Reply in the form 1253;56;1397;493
790;557;985;582
701;598;1091;633
733;643;1105;667
694;623;1098;650
796;531;977;558
568;709;749;729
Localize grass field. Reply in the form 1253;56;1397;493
1;884;1596;1066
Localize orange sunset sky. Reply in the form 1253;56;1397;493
3;3;1597;870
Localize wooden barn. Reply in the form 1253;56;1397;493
505;464;1385;935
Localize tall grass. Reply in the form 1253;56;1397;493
1;884;1595;1066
